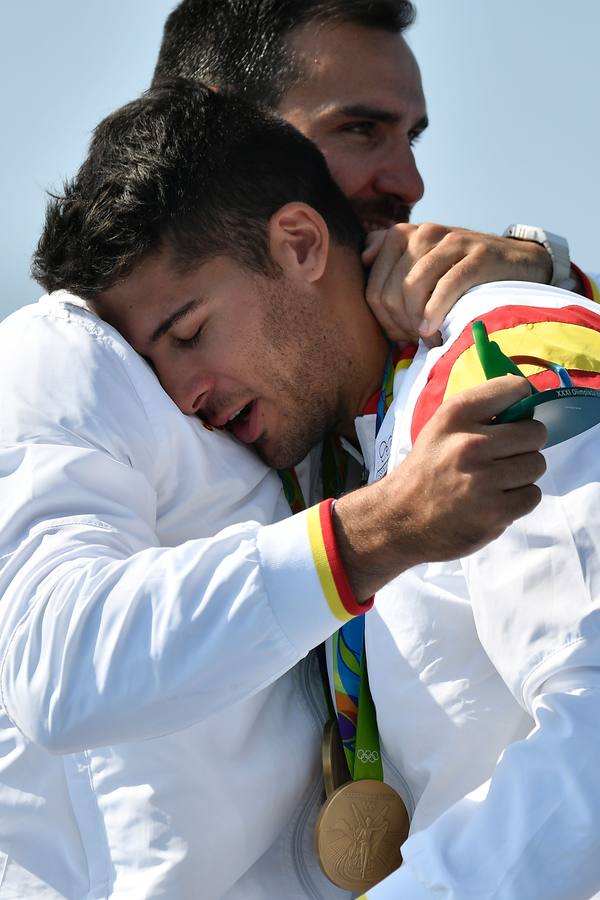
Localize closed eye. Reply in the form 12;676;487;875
174;326;203;348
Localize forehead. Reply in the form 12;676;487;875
281;22;426;120
95;250;256;349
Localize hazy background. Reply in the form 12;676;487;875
1;0;598;319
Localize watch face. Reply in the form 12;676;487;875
496;388;600;448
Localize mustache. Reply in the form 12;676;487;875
351;197;412;226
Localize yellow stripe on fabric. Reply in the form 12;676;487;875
306;505;352;623
392;357;414;397
589;276;600;303
443;321;600;400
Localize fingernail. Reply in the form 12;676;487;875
418;318;429;335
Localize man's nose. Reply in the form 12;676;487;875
160;367;211;416
373;141;425;206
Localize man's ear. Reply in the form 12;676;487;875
268;203;329;283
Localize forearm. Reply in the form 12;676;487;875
331;476;417;600
0;448;365;752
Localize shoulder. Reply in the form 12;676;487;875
0;294;171;472
406;283;600;443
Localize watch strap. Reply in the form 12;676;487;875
503;223;573;288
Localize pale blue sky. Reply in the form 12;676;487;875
1;1;598;319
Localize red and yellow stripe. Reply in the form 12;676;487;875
306;499;373;620
573;264;600;304
411;304;600;443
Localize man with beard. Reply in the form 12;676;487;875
23;81;600;898
0;83;544;898
153;0;600;339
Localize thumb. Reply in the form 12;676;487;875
361;229;388;267
452;374;533;425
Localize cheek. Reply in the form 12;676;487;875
155;363;187;402
319;144;370;199
153;351;198;397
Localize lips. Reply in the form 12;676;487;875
201;396;263;445
203;399;252;429
227;402;253;426
227;399;262;444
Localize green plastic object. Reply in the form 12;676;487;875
472;320;600;448
471;320;538;389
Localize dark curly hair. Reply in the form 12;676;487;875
32;79;363;300
153;0;416;109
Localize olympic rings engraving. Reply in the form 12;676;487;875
356;748;380;764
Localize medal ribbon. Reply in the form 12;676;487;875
279;345;407;782
332;345;398;781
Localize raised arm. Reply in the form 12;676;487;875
362;221;599;345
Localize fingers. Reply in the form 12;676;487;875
361;229;389;267
490;450;547;490
365;223;447;342
462;483;543;556
440;379;548;468
483;419;548;459
415;234;553;336
402;238;472;336
504;483;543;519
422;330;443;349
485;482;543;537
417;246;491;337
391;375;548;564
443;375;536;429
362;223;557;344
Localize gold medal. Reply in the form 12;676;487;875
315;779;409;893
321;719;351;798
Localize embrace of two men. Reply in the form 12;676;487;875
1;2;600;899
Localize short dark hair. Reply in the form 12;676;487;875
152;0;416;109
32;79;363;300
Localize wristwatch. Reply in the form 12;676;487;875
502;224;573;289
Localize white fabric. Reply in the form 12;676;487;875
0;294;351;900
360;282;600;899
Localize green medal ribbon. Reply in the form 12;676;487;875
353;642;384;781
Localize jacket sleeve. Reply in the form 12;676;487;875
0;307;366;753
362;288;600;899
573;266;600;303
365;461;600;899
360;684;600;900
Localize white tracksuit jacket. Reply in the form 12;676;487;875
0;293;380;899
353;282;600;900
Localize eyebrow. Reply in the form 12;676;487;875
335;104;429;132
150;298;202;343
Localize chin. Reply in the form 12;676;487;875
254;438;310;472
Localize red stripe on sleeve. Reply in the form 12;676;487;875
410;304;600;444
318;499;373;616
571;263;595;301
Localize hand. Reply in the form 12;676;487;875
333;375;546;600
362;223;552;346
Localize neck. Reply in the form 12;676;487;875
320;243;392;443
335;327;389;444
